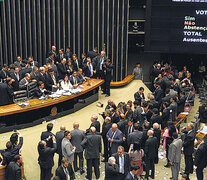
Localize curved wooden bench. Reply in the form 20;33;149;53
110;75;135;87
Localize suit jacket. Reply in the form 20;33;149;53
45;73;59;91
0;83;14;106
56;130;64;155
125;172;138;180
2;136;23;165
167;102;177;122
55;54;65;64
134;92;145;106
117;120;128;134
177;95;186;114
87;50;98;60
144;136;158;159
168;138;183;163
183;130;196;155
87;120;101;133
133;67;143;80
127;130;143;146
77;74;85;84
133;106;143;123
185;91;195;106
95;56;107;71
70;129;85;153
19;67;32;80
83;63;95;77
30;71;39;82
154;86;164;105
37;72;47;85
106;128;123;154
110;113;120;124
64;51;72;61
105;163;119;180
41;131;55;148
102;122;113;138
150;114;162;126
0;70;9;82
5;162;21;180
194;142;207;168
125;109;133;120
199;105;207;123
103;64;113;81
72;59;82;71
10;72;20;91
69;75;81;85
38;142;57;168
62;137;75;163
57;63;67;80
55;164;74;180
112;152;130;175
81;133;102;159
153;128;161;148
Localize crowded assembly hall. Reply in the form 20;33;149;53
0;0;207;180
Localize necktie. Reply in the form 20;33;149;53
125;111;128;116
100;58;103;70
121;156;124;174
52;75;56;85
89;64;92;76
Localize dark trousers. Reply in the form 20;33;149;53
40;167;52;180
58;154;62;167
73;152;84;171
103;137;109;161
68;163;75;179
86;158;100;180
118;173;126;180
145;158;155;179
196;167;204;180
184;154;193;177
103;80;111;95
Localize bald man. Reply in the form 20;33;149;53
56;125;66;166
70;122;85;174
106;123;124;155
81;127;102;180
145;130;158;180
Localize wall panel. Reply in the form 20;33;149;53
0;0;129;81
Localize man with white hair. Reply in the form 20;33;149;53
144;130;158;180
86;114;100;133
153;123;161;164
38;66;47;85
105;156;119;180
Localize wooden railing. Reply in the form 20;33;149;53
110;75;135;87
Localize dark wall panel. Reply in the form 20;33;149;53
0;0;129;81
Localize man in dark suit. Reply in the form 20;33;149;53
56;125;66;166
37;67;47;85
185;88;195;106
150;108;162;127
64;47;72;61
30;66;39;83
81;127;102;180
102;117;112;162
0;64;9;82
19;73;31;90
122;119;134;151
83;57;96;78
55;157;75;180
80;53;87;67
38;136;57;180
10;67;20;91
55;49;65;64
177;91;186;114
45;68;59;92
46;52;55;64
103;59;113;96
112;146;130;180
34;81;50;98
87;47;98;60
106;123;123;155
72;54;82;71
125;104;133;120
194;135;207;180
28;56;39;67
110;108;120;124
14;56;22;67
69;71;81;87
41;123;55;148
0;78;15;106
105;156;119;180
133;100;143;123
19;60;32;80
127;123;143;147
134;87;145;106
2;130;23;166
77;68;86;84
95;51;107;79
167;97;178;122
154;83;164;107
86;114;101;133
57;58;68;80
70;122;85;174
125;164;139;180
153;123;161;164
182;123;196;180
5;155;22;180
145;130;158;180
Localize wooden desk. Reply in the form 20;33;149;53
0;79;104;133
110;75;135;87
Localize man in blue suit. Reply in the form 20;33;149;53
106;123;123;155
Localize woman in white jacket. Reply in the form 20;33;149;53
61;75;73;90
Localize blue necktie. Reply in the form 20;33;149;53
100;58;103;70
121;156;124;174
89;65;92;76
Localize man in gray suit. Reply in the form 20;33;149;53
61;130;76;179
168;132;183;180
19;73;31;90
70;122;85;174
81;127;102;180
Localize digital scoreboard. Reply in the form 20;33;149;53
145;0;207;54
